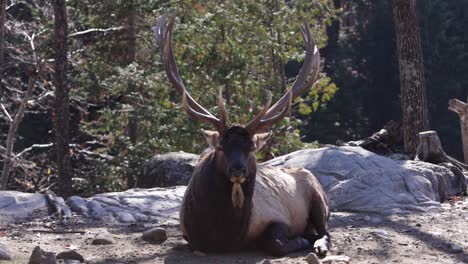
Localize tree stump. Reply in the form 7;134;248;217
415;131;445;163
415;130;468;170
415;130;468;195
448;98;468;163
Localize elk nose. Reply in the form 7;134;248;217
230;165;246;177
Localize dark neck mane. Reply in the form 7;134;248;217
182;150;257;252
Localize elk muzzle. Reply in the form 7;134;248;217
230;176;245;208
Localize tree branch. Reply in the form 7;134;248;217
68;26;124;38
14;143;53;158
0;67;41;190
1;103;12;122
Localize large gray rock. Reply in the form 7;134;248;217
67;186;185;224
265;146;467;213
3;146;466;225
0;191;49;222
138;152;198;187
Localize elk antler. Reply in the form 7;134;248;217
154;15;320;135
245;18;320;134
154;15;228;132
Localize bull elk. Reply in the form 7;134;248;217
154;15;330;257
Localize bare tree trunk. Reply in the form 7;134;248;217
126;0;138;188
0;0;6;98
274;0;286;93
52;0;72;197
126;0;137;145
0;70;39;190
392;0;429;154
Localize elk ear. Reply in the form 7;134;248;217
253;132;271;151
201;129;219;148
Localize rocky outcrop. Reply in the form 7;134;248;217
265;146;467;214
138;152;198;187
0;191;49;223
66;186;185;224
1;146;467;224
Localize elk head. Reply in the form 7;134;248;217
154;14;320;208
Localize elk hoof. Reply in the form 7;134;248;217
313;237;329;257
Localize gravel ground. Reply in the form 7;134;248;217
1;197;467;264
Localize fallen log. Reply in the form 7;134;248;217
337;120;402;155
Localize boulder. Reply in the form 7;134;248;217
28;246;56;264
138;152;198;187
67;187;186;224
66;196;88;216
56;250;85;262
92;231;115;245
265;146;466;213
0;191;49;222
4;146;465;225
142;227;167;244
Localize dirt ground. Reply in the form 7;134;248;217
1;198;467;264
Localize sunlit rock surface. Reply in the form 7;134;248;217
0;191;49;223
67;186;185;224
1;146;466;223
265;146;466;214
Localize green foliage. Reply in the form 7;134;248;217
65;0;338;191
9;0;468;194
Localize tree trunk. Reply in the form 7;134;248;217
52;0;72;197
392;0;429;154
126;0;138;188
0;0;6;98
0;70;39;190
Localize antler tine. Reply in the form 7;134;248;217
245;91;273;132
218;88;228;130
246;19;320;134
246;90;290;133
156;15;224;132
181;89;222;126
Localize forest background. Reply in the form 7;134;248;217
0;0;466;196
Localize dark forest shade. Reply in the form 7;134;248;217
309;0;467;159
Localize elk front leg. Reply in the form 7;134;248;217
261;222;310;257
304;200;331;257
